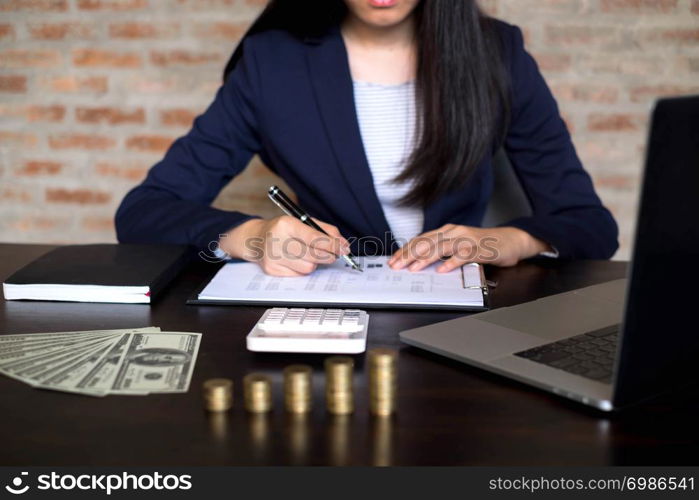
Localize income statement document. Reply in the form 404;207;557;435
194;256;487;310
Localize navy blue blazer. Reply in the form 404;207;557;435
116;21;619;259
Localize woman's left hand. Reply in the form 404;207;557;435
388;224;551;273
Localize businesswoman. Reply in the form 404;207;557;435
116;0;618;276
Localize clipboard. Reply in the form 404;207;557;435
187;256;490;311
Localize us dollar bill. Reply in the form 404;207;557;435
0;334;119;364
75;333;136;393
109;332;202;394
6;338;118;384
0;336;116;375
34;341;120;396
0;327;160;345
0;328;161;385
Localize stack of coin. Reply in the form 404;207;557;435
244;373;273;413
202;378;233;412
325;356;354;415
368;348;398;416
283;364;312;414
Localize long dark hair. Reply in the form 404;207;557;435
224;0;510;207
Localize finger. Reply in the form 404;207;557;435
388;225;460;268
260;261;307;277
289;219;348;257
436;240;480;273
389;232;442;270
275;235;337;265
304;244;340;264
436;254;471;274
279;257;318;276
406;237;465;272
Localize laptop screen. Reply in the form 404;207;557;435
614;95;699;406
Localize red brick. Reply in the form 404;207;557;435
0;75;27;93
532;52;572;72
76;0;147;10
0;104;66;123
0;131;38;146
109;22;179;39
150;50;222;67
657;28;699;44
545;26;621;46
595;174;636;190
175;0;236;8
0;24;15;40
10;216;65;231
47;75;108;93
48;134;116;150
16;160;63;176
126;135;175;153
601;0;678;13
82;216;115;231
0;49;61;68
638;27;699;45
552;83;619;104
73;49;141;68
26;105;66;122
76;106;145;125
693;0;699;14
588;113;644;132
0;0;68;11
191;22;246;41
28;22;95;40
46;188;111;204
0;187;32;203
95;161;149;182
160;109;197;128
630;84;699;102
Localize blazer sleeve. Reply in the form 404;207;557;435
501;26;619;259
115;37;262;251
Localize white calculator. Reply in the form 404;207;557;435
246;308;369;354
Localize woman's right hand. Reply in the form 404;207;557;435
219;216;351;277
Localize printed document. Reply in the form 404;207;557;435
198;256;486;309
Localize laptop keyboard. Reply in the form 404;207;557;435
514;325;619;384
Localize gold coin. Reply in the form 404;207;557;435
325;356;354;415
283;364;312;414
202;378;233;412
244;373;273;413
367;348;398;416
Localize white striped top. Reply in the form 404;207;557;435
353;79;423;247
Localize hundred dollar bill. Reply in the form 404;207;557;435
0;328;160;345
0;328;159;362
0;336;117;374
109;332;202;394
5;337;118;384
75;333;137;394
0;329;161;382
0;334;120;363
34;341;120;396
28;337;127;385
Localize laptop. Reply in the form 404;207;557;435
399;96;699;411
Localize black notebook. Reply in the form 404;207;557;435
2;244;190;304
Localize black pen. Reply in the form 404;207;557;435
268;186;363;272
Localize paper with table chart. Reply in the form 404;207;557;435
195;256;488;310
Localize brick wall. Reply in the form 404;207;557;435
1;0;697;259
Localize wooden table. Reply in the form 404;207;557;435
1;243;697;466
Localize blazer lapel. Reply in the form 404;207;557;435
422;201;443;233
304;28;392;241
